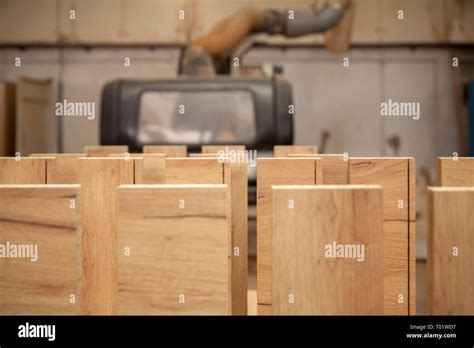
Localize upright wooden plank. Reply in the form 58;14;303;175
0;157;46;184
257;158;320;310
0;185;81;314
428;188;474;315
109;154;167;185
30;153;86;184
438;157;474;186
84;145;129;157
78;158;134;315
273;145;318;157
143;145;187;157
289;154;349;184
202;145;246;154
272;185;384;315
117;185;231;315
408;158;416;315
166;158;223;184
0;82;15;156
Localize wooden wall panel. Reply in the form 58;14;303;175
0;157;46;184
143;145;187;157
117;185;231;315
166;158;223;184
428;188;474;315
272;185;384;315
78;158;134;315
84;145;129;157
438;157;474;186
0;185;81;314
288;154;349;184
30;153;86;184
273;145;318;157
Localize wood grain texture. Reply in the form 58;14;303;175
438;157;474;186
0;185;81;314
409;221;416;315
30;153;86;184
0;83;15;156
166;158;223;184
84;145;129;157
78;158;134;315
289;154;349;184
143;145;187;157
272;185;384;315
427;187;474;315
117;185;231;315
201;145;246;154
0;157;46;184
273;145;318;157
257;158;321;310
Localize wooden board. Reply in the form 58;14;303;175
0;185;81;314
289;154;348;184
143;145;187;157
84;145;129;157
427;187;474;315
0;82;15;156
108;154;167;185
117;185;231;315
201;145;246;154
273;145;318;157
30;153;86;184
272;185;384;315
438;157;474;186
0;157;46;184
166;158;223;184
257;158;322;310
78;158;134;315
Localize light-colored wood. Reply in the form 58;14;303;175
0;83;15;156
117;185;231;315
134;155;166;184
427;187;474;315
257;304;272;316
289;153;348;184
409;221;416;315
0;185;81;314
143;145;187;157
84;145;129;157
273;145;318;157
30;153;86;184
0;157;46;184
201;145;246;154
272;185;384;315
257;158;321;310
438;157;474;186
166;158;223;184
78;158;134;315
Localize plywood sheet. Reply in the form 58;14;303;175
0;157;46;184
273;145;318;157
272;185;384;315
438;157;474;186
0;185;81;314
117;185;231;315
143;145;187;157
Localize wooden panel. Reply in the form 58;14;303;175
0;83;15;156
257;304;272;316
438;157;474;186
428;188;474;315
117;185;231;315
289;154;349;184
273;145;318;157
202;145;246;154
166;158;223;184
0;157;46;184
78;158;134;315
257;158;320;307
143;145;187;157
272;185;384;315
30;153;86;184
0;185;81;314
85;145;129;157
409;221;416;315
133;155;166;184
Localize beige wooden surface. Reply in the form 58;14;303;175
427;187;474;315
0;157;46;184
257;158;322;312
143;145;187;157
272;185;384;315
273;145;318;157
166;158;223;184
438;157;474;186
78;158;134;315
0;185;81;314
84;145;129;157
201;145;246;154
117;185;231;315
288;153;349;184
30;153;86;184
408;158;416;315
134;155;167;184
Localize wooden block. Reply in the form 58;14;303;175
289;154;348;184
30;153;86;184
428;187;474;315
0;157;46;184
273;145;318;157
78;158;134;315
409;221;416;315
117;185;231;315
84;145;129;157
132;155;166;184
272;185;384;315
0;185;81;314
202;145;246;154
166;158;223;184
257;158;320;307
438;157;474;186
143;145;187;157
